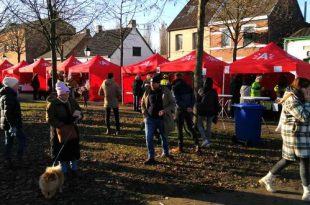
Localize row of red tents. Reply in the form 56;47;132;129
1;42;310;102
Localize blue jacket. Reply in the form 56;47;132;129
172;79;195;109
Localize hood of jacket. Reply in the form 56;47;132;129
0;86;17;97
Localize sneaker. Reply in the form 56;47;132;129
105;129;111;135
201;139;210;147
302;185;310;201
144;158;157;165
115;131;120;136
258;172;276;193
170;147;184;154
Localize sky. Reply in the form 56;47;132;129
100;0;309;52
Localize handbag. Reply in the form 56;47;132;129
56;124;78;143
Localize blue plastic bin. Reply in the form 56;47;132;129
232;103;265;146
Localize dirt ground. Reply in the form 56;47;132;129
0;94;308;204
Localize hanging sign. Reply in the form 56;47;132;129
274;66;282;72
202;68;207;76
224;66;230;74
156;66;160;73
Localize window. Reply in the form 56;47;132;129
175;34;183;51
192;32;198;49
221;29;230;47
243;26;255;46
132;47;141;56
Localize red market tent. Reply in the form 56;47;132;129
228;42;310;99
68;55;121;101
47;55;81;73
228;42;310;78
0;60;13;81
122;53;169;104
2;60;28;80
159;50;228;94
19;58;51;91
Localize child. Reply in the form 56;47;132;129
80;86;89;108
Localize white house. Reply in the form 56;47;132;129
76;20;154;66
284;27;310;62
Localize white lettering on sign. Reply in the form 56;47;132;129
253;53;274;60
181;55;194;61
205;56;219;62
274;66;282;72
140;61;151;66
73;61;79;65
99;61;108;65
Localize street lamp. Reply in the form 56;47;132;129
84;46;91;61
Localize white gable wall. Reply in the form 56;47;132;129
110;28;153;66
285;39;310;61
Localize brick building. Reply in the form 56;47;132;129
167;0;306;62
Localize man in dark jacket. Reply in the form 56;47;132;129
171;73;200;153
0;77;26;168
31;73;40;100
132;74;143;112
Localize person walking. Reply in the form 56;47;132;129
46;81;82;178
251;75;263;97
31;73;40;100
141;73;175;165
132;74;143;112
259;77;310;201
196;78;220;147
0;77;26;169
98;73;121;135
240;76;252;103
170;73;200;154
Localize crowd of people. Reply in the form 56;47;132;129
2;71;310;201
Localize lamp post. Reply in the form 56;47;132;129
84;46;91;61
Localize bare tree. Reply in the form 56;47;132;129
0;21;26;63
209;0;272;61
99;0;179;67
4;0;102;90
159;22;167;56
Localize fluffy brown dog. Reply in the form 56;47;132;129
39;165;64;199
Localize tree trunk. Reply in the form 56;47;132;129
195;0;208;96
232;40;238;62
49;0;57;91
17;52;20;63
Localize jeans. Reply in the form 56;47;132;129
176;109;199;148
197;115;215;141
60;160;78;173
270;158;310;186
144;117;169;159
4;129;26;161
105;107;120;131
133;95;140;112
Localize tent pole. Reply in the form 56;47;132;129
121;69;124;104
222;72;225;94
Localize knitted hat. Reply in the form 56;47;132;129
56;81;70;96
151;73;162;83
2;77;18;88
255;75;263;81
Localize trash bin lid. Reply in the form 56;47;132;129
232;103;266;110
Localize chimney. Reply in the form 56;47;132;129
85;28;90;35
96;25;103;33
128;20;136;28
305;1;307;22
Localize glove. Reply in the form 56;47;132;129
9;127;17;137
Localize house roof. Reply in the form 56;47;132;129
75;28;133;57
289;26;310;38
210;0;279;23
40;32;91;59
167;0;220;31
